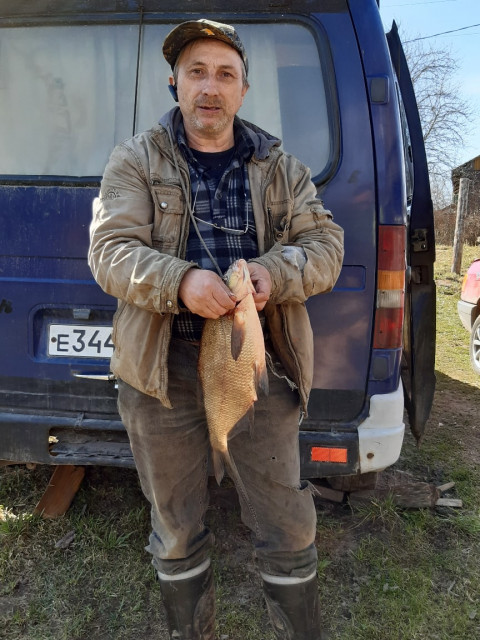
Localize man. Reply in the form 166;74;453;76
89;19;343;640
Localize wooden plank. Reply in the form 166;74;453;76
437;482;456;493
435;498;463;508
348;470;441;509
33;465;85;519
328;472;378;492
348;485;439;508
310;482;345;503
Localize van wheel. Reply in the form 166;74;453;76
327;472;379;492
470;315;480;375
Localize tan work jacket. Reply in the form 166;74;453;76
88;114;344;412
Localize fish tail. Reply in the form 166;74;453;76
211;418;252;486
222;448;244;495
213;446;244;492
222;447;261;538
212;448;226;486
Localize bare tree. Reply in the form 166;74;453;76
401;35;474;207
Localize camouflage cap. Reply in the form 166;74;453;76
163;19;248;75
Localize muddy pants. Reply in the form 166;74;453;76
117;338;318;579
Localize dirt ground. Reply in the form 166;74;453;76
1;370;479;639
205;366;480;639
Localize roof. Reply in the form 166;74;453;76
452;155;480;173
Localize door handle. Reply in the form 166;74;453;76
72;373;117;382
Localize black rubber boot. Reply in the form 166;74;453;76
262;574;323;640
158;563;216;640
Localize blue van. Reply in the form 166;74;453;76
0;0;435;483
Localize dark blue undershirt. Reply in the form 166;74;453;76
190;147;235;182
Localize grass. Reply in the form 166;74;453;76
316;243;480;639
0;467;166;640
1;244;480;639
434;244;480;386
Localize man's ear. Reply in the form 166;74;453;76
168;76;178;102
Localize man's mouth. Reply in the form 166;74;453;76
196;103;222;112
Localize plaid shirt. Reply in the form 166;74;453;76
173;121;259;341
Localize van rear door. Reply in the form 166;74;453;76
386;22;436;442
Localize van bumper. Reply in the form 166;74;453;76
357;382;405;473
299;383;405;478
0;411;134;468
2;385;405;477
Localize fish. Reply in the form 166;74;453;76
198;258;269;485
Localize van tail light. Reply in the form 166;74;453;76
373;226;406;349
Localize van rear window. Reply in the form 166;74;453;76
0;25;138;177
0;21;332;178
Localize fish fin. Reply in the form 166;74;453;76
228;408;255;441
229;414;251;440
213;449;225;486
256;362;269;396
231;309;247;361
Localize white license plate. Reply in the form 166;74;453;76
48;324;114;358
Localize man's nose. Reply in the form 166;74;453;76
201;74;219;95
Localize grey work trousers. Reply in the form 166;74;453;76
117;338;318;579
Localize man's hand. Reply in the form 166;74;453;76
247;262;272;311
178;269;236;319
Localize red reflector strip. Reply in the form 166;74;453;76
373;306;404;349
311;447;348;463
378;226;406;271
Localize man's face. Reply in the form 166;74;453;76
173;39;248;141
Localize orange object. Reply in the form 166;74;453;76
311;447;348;463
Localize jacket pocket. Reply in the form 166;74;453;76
267;199;293;244
151;185;185;253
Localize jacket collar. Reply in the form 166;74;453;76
158;107;280;162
